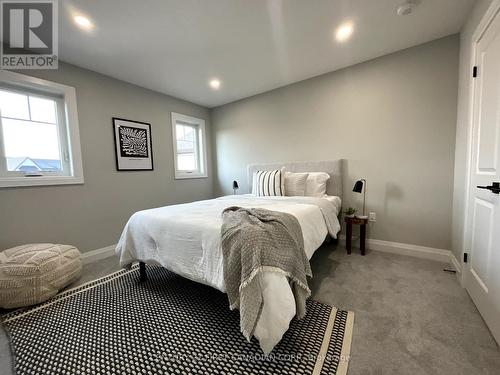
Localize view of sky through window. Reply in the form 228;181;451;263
0;89;61;172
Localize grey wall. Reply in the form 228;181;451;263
212;35;459;250
0;63;213;252
452;0;493;260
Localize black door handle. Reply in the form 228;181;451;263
477;182;500;194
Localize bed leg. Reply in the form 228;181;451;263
139;261;147;282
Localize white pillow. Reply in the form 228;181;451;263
304;172;330;197
284;172;309;196
252;168;285;196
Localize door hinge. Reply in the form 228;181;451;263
472;66;478;78
464;252;469;263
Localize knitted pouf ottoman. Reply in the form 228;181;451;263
0;243;82;309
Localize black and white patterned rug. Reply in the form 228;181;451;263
2;265;354;375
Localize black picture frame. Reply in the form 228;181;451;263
112;117;154;171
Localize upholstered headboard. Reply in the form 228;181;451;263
247;160;343;198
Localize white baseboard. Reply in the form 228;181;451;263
339;236;451;263
367;239;451;263
449;252;462;274
81;239;455;266
81;244;116;265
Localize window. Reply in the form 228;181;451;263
0;70;83;187
171;112;207;179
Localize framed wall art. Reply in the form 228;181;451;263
112;118;153;171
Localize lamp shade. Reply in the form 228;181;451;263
353;180;364;193
232;180;239;190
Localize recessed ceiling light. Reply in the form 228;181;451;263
74;15;94;30
209;79;221;90
335;22;354;43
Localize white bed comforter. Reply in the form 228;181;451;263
116;194;341;353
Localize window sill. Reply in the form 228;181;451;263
0;175;84;188
174;173;208;180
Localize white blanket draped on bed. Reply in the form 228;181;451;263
116;194;341;353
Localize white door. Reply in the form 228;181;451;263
464;7;500;344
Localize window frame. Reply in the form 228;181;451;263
0;70;84;188
171;112;207;179
0;86;68;178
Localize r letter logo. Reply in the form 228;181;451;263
1;0;58;69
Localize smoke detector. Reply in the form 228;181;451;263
397;0;420;16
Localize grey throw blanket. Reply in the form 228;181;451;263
221;206;312;341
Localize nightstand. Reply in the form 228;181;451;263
344;216;368;255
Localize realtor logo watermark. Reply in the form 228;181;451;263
1;0;58;69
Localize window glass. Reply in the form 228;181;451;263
29;96;57;124
0;90;30;120
177;154;196;170
2;118;61;171
176;123;197;171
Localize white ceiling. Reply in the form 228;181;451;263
59;0;475;108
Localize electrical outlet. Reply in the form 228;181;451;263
369;212;376;222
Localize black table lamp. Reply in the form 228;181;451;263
232;180;239;195
353;179;367;219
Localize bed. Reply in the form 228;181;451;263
116;160;343;353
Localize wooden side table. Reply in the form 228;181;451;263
344;216;368;255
